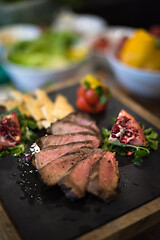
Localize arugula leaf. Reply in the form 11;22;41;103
139;123;145;131
132;156;143;166
0;151;9;158
146;139;158;151
0;107;21;121
144;128;159;150
143;128;152;135
26;119;38;129
8;144;25;156
110;117;116;124
102;128;111;138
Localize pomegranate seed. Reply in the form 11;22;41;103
125;131;133;137
112;125;120;134
111;133;118;138
26;156;32;163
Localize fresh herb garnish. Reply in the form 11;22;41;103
0;108;39;158
102;124;159;166
8;143;25;157
84;81;90;89
109;117;116;125
95;86;104;96
100;95;107;105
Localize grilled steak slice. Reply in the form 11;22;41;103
34;141;93;169
39;148;93;186
37;132;102;149
49;120;97;135
87;152;119;202
48;112;100;134
59;148;105;200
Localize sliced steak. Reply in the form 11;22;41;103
48;112;100;134
59;148;105;200
39;148;93;186
34;141;93;169
37;132;102;149
87;152;119;202
49;120;97;135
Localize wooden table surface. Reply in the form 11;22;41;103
0;71;160;240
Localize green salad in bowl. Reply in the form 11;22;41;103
1;29;89;91
7;30;89;69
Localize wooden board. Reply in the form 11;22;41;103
0;78;160;240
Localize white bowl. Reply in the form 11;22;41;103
73;14;107;37
0;25;89;91
2;59;87;92
0;24;41;45
106;53;160;99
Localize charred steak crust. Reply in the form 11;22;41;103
87;152;119;202
58;148;105;200
48;119;99;135
38;147;94;186
37;132;103;149
47;112;100;134
34;141;94;169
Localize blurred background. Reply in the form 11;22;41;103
0;0;160;28
0;0;160;116
0;0;160;240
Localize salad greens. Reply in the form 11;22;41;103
0;108;38;158
8;30;79;68
102;123;159;166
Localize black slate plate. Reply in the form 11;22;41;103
0;84;160;240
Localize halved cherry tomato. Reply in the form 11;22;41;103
95;101;108;113
76;96;93;113
85;88;100;105
76;85;109;113
77;85;86;97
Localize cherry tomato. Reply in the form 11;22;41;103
76;84;109;113
76;96;93;113
85;88;99;105
95;101;108;113
77;85;86;97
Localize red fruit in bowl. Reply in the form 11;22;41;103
149;25;160;38
109;109;146;146
0;112;21;147
92;37;109;53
